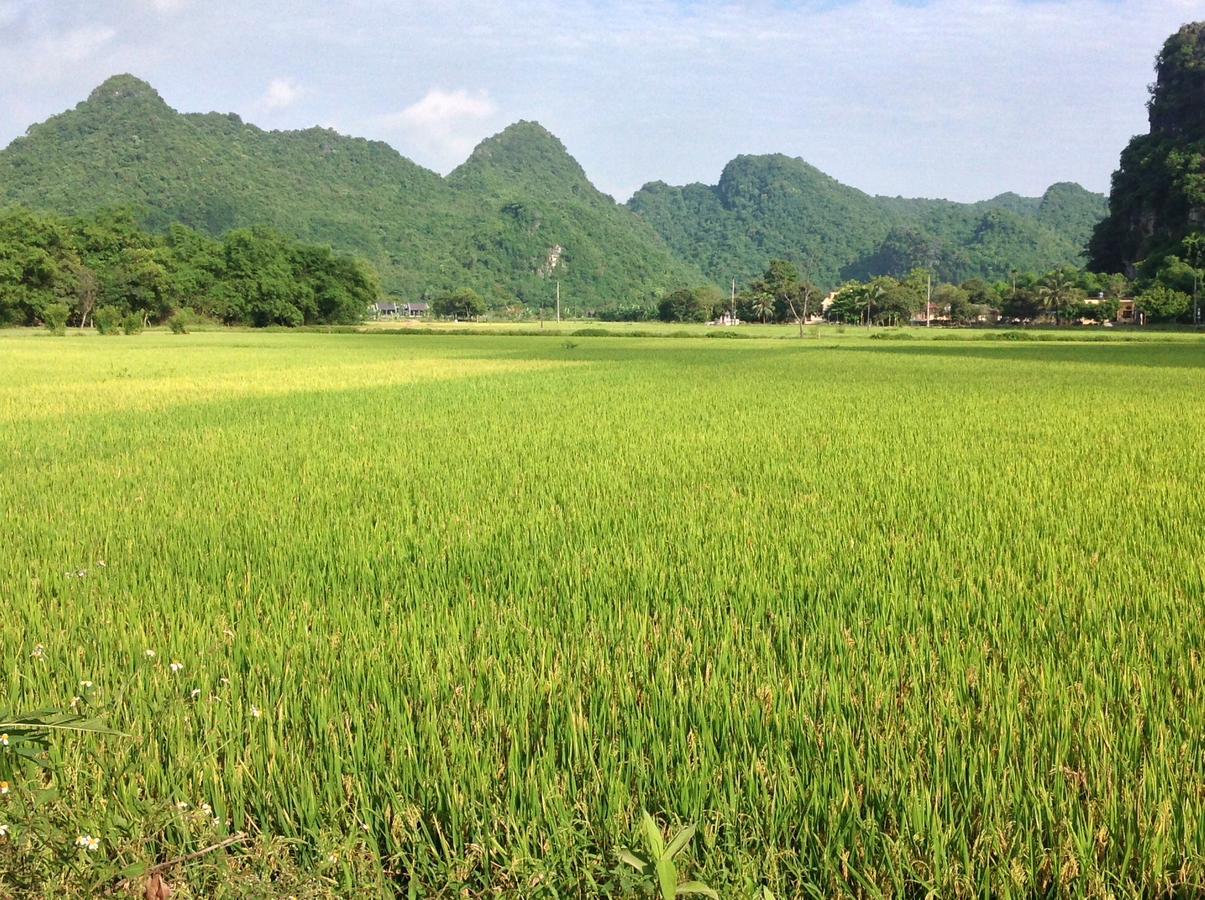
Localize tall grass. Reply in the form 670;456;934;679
1;331;1203;896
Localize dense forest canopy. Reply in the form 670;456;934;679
628;156;1107;291
0;207;378;328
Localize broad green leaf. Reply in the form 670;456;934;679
676;881;719;898
641;811;666;860
617;848;647;872
656;856;677;900
665;824;696;860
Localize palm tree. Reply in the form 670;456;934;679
749;291;775;324
864;280;887;327
1038;270;1079;324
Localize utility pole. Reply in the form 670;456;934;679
926;271;932;328
556;280;561;324
731;279;736;324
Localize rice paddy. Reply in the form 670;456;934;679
2;329;1204;897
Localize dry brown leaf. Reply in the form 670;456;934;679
144;872;172;900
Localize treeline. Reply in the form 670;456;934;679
651;232;1205;327
0;207;380;329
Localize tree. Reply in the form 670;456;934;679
1136;284;1191;322
657;287;718;323
0;208;75;326
748;290;775;324
826;282;869;324
433;288;486;321
1000;283;1041;322
69;261;100;328
1038;269;1085;323
874;277;923;325
1078;297;1120;323
932;284;970;323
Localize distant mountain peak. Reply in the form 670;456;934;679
461;121;572;165
451;120;592;191
86;74;168;107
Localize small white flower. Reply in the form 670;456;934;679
1;780;10;795
96;561;106;568
250;706;262;719
70;696;83;710
190;688;201;699
0;824;9;838
79;680;94;689
175;801;189;810
32;644;45;660
75;834;99;851
0;734;9;747
200;803;212;815
77;570;87;578
169;661;183;674
145;650;156;659
212;817;221;827
327;853;338;864
219;677;230;686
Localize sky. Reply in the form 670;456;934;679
0;0;1197;202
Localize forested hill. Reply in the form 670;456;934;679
1090;22;1205;275
0;76;701;309
628;155;1107;288
0;74;1108;305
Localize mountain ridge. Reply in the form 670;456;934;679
1;74;1107;304
628;154;1106;287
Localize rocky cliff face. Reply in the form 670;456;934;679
1090;23;1205;273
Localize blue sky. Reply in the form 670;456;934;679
0;0;1196;201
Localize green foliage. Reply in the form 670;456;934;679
1136;284;1192;322
618;813;717;899
41;303;68;336
168;309;196;334
657;287;715;323
432;288;486;320
826;275;923;325
93;306;122;335
630;155;1105;290
1090;24;1205;274
0;207;376;328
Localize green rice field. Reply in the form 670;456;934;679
2;329;1204;897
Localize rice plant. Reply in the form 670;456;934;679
1;329;1204;896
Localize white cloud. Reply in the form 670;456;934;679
394;88;496;130
259;77;302;111
376;88;499;170
39;24;116;63
0;0;1198;200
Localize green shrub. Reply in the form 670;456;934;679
984;330;1036;341
42;303;69;336
94;307;122;335
121;313;144;335
168;310;196;334
572;327;613;337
